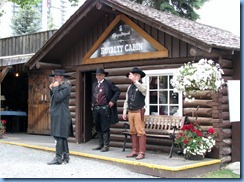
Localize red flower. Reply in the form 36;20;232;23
183;139;188;144
182;124;194;131
196;130;203;137
208;128;215;134
1;120;7;124
181;125;187;130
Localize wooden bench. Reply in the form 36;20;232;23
122;115;187;158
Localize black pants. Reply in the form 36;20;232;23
54;137;69;159
93;106;110;133
93;106;110;147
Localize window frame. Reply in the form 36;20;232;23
142;69;183;116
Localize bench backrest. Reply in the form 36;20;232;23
144;115;186;133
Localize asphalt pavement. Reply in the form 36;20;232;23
0;142;157;178
0;133;240;178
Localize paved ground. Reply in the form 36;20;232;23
0;143;157;178
0;133;239;178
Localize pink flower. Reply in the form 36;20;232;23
1;120;7;124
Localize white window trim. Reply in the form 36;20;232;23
142;69;183;116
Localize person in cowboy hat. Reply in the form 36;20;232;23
47;69;74;165
122;67;147;160
91;68;120;152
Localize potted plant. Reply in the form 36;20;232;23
0;119;7;138
175;122;216;160
170;58;225;102
170;58;223;159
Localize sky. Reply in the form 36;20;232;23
0;0;240;37
196;0;240;36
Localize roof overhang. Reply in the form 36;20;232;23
25;0;240;70
0;53;34;67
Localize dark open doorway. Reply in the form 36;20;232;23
1;72;28;133
78;70;97;143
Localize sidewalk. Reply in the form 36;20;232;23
0;133;222;178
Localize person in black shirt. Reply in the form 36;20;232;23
91;68;120;152
122;67;147;160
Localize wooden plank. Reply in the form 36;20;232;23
82;15;121;61
0;66;11;83
83;51;168;64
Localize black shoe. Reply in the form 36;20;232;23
100;146;109;152
92;146;103;150
63;157;69;164
63;154;70;164
47;157;62;165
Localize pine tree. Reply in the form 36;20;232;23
11;7;41;36
130;0;208;21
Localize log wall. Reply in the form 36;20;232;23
95;57;234;162
65;68;76;141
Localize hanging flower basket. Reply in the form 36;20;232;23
170;59;225;102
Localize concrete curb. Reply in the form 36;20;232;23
0;140;221;172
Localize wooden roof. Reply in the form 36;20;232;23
26;0;240;69
105;0;240;50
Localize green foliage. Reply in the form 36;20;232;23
175;122;216;157
11;7;41;36
68;0;79;7
4;0;79;9
9;0;42;8
130;0;209;21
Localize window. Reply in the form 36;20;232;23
143;69;182;116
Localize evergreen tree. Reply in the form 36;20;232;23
130;0;209;21
7;0;79;9
11;7;41;36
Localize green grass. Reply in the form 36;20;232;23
196;169;240;178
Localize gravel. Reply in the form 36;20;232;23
0;143;157;178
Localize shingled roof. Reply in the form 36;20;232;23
103;0;240;51
26;0;240;69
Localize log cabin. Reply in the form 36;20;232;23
0;0;240;164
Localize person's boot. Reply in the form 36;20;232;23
126;134;139;157
63;139;70;164
101;132;110;152
47;138;63;165
92;132;104;150
136;135;146;160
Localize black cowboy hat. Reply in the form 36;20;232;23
49;69;70;77
126;67;146;78
94;68;109;77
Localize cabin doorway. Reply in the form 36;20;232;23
1;71;28;133
78;70;96;143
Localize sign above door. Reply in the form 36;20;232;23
82;14;168;64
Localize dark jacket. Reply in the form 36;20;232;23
92;79;120;124
50;81;73;138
